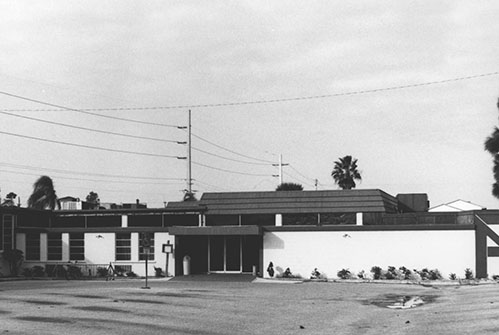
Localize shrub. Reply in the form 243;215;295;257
310;268;327;280
414;268;442;280
126;271;137;277
464;268;474;280
154;267;164;277
385;266;404;280
115;266;127;277
370;266;382;280
32;266;45;277
67;265;82;279
282;268;292;278
399;266;412;280
22;267;33;277
429;269;442;280
449;273;457;280
357;270;366;279
22;266;45;278
337;268;352;279
492;274;499;281
97;267;109;277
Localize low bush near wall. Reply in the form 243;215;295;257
310;268;327;280
337;266;445;281
337;268;353;279
22;266;45;278
96;267;109;277
464;268;474;280
276;267;302;279
415;268;442;280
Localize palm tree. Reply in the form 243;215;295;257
331;155;361;190
27;176;60;210
484;98;499;199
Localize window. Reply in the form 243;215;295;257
115;233;131;261
87;216;121;228
69;233;85;261
139;232;154;261
25;233;40;261
128;215;162;227
47;233;62;261
1;215;15;251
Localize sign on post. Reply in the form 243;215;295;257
162;240;173;277
141;233;151;289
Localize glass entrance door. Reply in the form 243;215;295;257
225;236;241;272
209;236;241;273
209;236;224;272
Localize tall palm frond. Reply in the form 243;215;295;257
331;155;362;190
27;176;60;210
485;127;499;153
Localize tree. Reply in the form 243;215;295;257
1;192;17;207
331;155;362;190
86;191;100;205
27;176;60;210
484;98;499;198
3;249;23;276
276;182;304;191
183;191;197;202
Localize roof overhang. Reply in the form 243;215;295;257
169;225;262;236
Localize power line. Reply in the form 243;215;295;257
3;71;497;112
0;90;182;128
0;130;185;159
0;169;184;186
192;161;270;177
0;111;183;143
289;164;316;182
1;110;269;166
191;131;275;164
193;180;232;192
191;146;270;166
0;161;184;181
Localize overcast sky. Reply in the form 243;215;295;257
1;1;498;209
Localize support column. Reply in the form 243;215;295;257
121;215;128;228
475;222;488;278
62;233;70;262
356;213;363;226
275;214;282;227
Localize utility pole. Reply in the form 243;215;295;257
272;154;289;185
187;109;192;193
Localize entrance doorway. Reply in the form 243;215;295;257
209;236;260;274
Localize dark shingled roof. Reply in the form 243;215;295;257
197;189;398;215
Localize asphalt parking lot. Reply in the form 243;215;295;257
1;277;499;334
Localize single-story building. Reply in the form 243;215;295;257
1;189;499;279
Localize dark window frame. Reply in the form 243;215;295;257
116;232;131;261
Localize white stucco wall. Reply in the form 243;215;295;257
85;233;115;264
263;230;475;279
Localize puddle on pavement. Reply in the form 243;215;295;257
364;294;438;309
